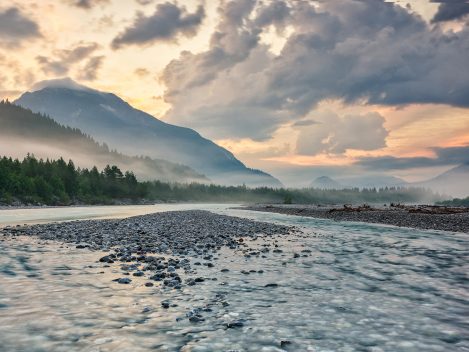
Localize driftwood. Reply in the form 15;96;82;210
328;204;376;213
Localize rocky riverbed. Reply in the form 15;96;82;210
1;208;468;351
241;205;469;233
1;210;297;291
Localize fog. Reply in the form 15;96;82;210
1;135;467;200
0;136;208;184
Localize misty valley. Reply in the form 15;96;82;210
1;1;469;351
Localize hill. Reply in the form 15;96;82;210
0;101;207;183
418;164;469;197
310;176;343;189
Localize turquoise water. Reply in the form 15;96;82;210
0;205;468;351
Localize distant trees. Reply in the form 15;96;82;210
0;154;443;206
437;197;469;207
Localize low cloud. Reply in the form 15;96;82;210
431;0;469;23
296;111;388;155
112;2;205;49
0;7;41;46
356;145;469;170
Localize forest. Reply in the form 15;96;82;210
437;197;469;207
0;155;443;206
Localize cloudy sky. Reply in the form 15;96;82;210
1;0;468;185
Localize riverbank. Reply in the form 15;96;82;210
241;204;469;233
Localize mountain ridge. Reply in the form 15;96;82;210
0;101;208;183
15;79;282;187
416;163;469;197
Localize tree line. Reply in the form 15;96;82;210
0;155;443;206
437;197;469;207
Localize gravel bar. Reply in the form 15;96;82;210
242;205;469;233
1;210;296;289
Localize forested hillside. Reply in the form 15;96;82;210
0;101;207;183
0;155;442;206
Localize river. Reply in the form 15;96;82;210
0;204;468;351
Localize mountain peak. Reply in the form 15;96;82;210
30;78;96;94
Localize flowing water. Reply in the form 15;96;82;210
0;205;468;351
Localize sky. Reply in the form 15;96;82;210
1;0;468;186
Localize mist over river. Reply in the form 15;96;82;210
0;204;468;351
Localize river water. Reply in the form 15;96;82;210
0;204;468;351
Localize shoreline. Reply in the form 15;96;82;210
240;204;469;233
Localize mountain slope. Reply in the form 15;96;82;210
15;79;282;187
418;164;469;197
310;176;343;189
0;101;207;183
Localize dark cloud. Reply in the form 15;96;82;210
254;0;290;28
36;56;68;76
111;2;205;49
356;145;469;170
77;56;104;81
161;0;469;142
135;0;154;5
0;7;41;44
291;119;319;127
66;0;110;9
431;0;469;23
36;42;99;76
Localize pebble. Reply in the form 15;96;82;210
265;283;279;288
226;320;245;328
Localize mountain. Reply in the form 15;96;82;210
0;101;207;183
310;176;343;189
15;78;282;187
417;164;469;197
